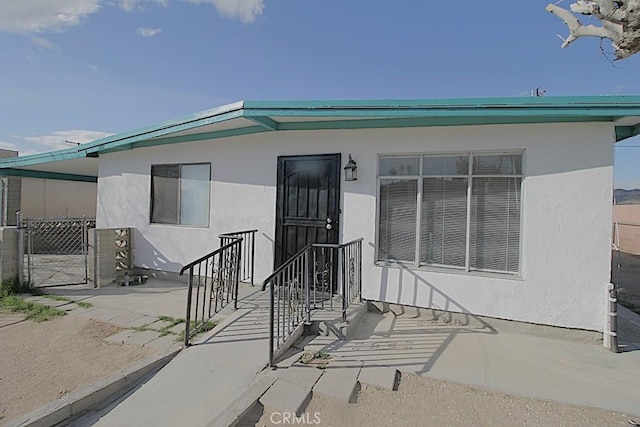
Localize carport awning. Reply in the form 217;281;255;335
2;96;640;181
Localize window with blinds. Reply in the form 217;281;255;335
377;152;523;275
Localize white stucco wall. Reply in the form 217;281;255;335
96;122;614;331
21;178;97;219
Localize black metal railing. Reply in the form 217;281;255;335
263;238;363;366
180;237;242;346
219;229;257;286
180;229;258;346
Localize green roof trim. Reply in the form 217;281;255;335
1;96;639;172
0;168;97;182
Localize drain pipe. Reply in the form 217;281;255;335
603;282;619;353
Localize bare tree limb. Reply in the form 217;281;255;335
546;0;640;59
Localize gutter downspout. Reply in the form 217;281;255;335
604;282;619;353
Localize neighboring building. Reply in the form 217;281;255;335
0;148;97;221
2;96;640;332
20;177;96;219
0;149;22;226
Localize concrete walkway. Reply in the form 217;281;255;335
72;284;271;427
304;304;640;417
22;279;190;351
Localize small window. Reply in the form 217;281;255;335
150;163;211;227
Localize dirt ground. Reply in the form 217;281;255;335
248;374;637;426
612;250;640;309
0;313;155;423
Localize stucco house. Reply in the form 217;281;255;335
1;96;639;333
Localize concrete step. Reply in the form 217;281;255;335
279;365;323;389
358;366;401;391
367;300;484;328
312;371;360;403
309;301;368;339
259;379;312;417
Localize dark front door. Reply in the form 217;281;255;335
275;154;341;268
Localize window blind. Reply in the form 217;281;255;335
379;179;417;261
421;178;468;267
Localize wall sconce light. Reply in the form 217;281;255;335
344;154;357;181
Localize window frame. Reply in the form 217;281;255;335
376;150;524;276
149;162;212;228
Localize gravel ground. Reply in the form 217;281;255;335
248;374;637;426
0;313;155;423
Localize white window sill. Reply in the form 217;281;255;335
374;260;524;281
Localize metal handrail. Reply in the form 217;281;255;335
265;237;364;366
310;237;364;249
179;238;241;275
219;229;257;286
180;235;243;346
262;238;364;291
262;244;312;291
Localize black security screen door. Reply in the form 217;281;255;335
275;154;341;268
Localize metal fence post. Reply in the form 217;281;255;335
184;269;194;347
26;217;32;285
234;239;242;310
340;246;347;323
16;211;24;286
82;216;88;284
269;279;275;367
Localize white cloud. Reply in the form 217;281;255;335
0;0;263;36
118;0;168;12
137;27;162;37
0;0;101;34
184;0;264;24
31;37;54;49
25;130;113;150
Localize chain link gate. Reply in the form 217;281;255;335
22;217;96;287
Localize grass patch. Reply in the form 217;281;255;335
41;294;69;302
0;280;66;322
0;295;65;322
39;294;93;309
0;280;38;298
176;320;217;343
127;315;186;336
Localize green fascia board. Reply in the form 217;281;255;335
84;109;245;155
2;95;640;170
99;125;270;154
0;146;87;169
0;168;97;182
243;95;640;110
273;115;614;131
243;108;636;119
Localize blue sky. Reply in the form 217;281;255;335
1;0;639;188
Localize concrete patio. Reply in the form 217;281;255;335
18;277;640;424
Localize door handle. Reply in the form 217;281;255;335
326;224;333;230
326;218;332;223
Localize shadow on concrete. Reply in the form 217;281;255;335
325;262;499;374
315;306;497;376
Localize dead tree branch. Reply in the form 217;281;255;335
546;0;640;59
